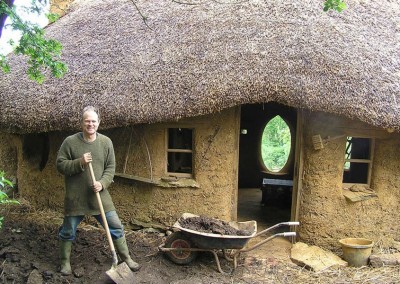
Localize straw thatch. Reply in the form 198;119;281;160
0;0;399;134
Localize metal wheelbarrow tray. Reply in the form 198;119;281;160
174;213;257;249
159;213;299;274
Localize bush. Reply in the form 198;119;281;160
0;171;19;229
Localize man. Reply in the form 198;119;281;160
56;106;140;275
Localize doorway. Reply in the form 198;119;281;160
237;103;298;231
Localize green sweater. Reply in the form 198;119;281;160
56;132;116;216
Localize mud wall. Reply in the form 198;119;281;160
299;111;400;250
12;107;240;227
0;133;18;183
50;0;75;16
106;107;240;225
15;132;66;211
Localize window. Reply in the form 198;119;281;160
167;128;193;177
342;137;374;185
260;115;292;173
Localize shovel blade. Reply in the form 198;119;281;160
106;262;135;284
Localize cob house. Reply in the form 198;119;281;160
0;0;399;251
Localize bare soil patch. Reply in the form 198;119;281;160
0;202;400;283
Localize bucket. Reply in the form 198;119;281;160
339;238;374;267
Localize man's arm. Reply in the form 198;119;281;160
56;138;84;176
98;138;116;190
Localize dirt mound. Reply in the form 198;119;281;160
178;216;252;236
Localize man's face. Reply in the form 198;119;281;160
82;110;100;136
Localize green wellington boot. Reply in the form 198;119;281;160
114;236;141;271
59;240;72;276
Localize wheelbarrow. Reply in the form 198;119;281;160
159;213;299;274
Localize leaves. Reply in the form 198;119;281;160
0;54;10;72
323;0;347;12
0;171;19;230
0;191;19;205
0;171;13;188
0;0;67;83
261;116;291;172
46;12;60;23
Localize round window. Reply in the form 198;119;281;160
261;115;291;173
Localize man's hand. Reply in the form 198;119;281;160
81;152;92;166
92;181;103;193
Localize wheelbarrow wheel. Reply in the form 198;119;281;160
164;232;198;265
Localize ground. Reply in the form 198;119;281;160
1;202;400;284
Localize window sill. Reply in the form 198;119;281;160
260;170;290;176
342;184;377;202
342;183;371;190
114;173;200;188
158;177;200;188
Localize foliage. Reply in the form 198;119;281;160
323;0;347;12
0;171;19;229
261;116;291;172
0;0;67;83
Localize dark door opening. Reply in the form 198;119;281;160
238;103;297;231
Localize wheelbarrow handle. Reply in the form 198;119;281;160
285;221;300;226
238;232;296;254
255;221;300;237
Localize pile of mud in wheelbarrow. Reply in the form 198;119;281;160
159;213;299;274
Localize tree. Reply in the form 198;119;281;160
261;116;291;172
0;0;67;83
323;0;346;12
0;0;13;37
0;0;346;83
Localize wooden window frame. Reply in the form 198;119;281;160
342;136;375;188
166;128;194;178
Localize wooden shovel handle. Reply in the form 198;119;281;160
88;163;118;266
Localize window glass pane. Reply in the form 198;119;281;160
168;152;192;173
168;128;192;150
261;115;291;172
346;137;370;159
344;137;352;170
343;162;369;184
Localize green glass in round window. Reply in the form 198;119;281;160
261;115;291;172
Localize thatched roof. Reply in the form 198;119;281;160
0;0;399;134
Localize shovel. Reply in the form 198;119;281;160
88;162;135;284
